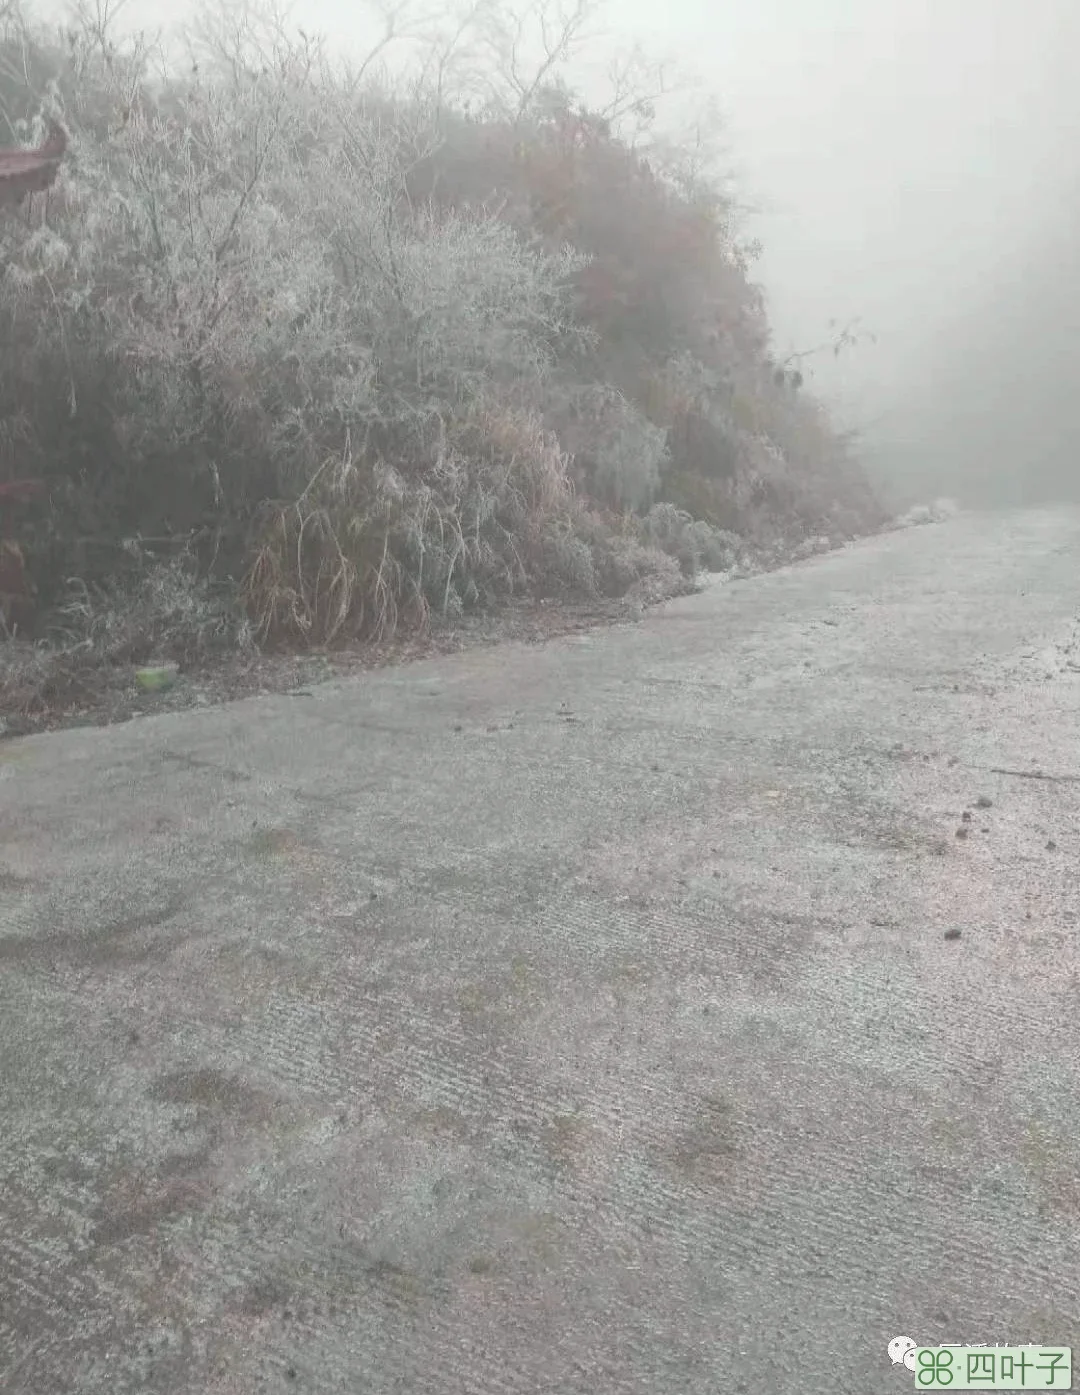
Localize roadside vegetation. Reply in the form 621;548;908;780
0;0;888;726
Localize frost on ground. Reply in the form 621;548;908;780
894;498;961;528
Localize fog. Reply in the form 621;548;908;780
44;0;1080;510
645;0;1080;510
699;0;1080;509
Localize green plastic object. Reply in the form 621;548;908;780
135;663;179;692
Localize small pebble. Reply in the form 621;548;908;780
944;928;962;941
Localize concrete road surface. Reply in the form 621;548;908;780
4;507;1080;1395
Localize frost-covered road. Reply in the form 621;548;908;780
3;507;1080;1393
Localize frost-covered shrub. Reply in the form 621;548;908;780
0;12;596;638
553;383;667;511
0;0;883;661
640;502;740;575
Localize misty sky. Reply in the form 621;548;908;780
35;0;1080;498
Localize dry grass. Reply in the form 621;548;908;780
238;406;681;648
